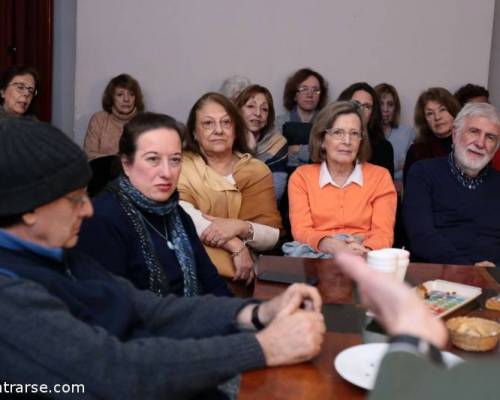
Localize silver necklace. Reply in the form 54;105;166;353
142;216;175;250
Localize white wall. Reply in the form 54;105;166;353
73;0;495;145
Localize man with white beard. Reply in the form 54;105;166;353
404;102;500;266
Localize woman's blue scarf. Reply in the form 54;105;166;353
109;175;199;296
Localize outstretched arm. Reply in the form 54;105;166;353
335;252;447;347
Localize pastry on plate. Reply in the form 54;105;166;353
485;294;500;311
446;317;500;351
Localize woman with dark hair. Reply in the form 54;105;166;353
277;68;329;169
235;84;288;202
84;73;145;160
338;82;395;178
0;65;39;120
403;87;460;183
278;68;329;126
375;83;416;190
288;101;396;256
178;93;282;286
76;112;231;297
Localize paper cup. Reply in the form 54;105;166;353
367;248;410;281
367;250;397;276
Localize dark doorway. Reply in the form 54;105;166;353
0;0;53;121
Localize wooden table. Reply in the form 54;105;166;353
239;256;500;400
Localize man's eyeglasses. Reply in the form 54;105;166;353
297;86;321;96
64;192;90;207
9;82;37;97
324;128;363;141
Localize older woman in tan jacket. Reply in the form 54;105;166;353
178;92;282;286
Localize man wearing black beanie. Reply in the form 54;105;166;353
0;118;325;400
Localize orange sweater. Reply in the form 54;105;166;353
288;163;396;250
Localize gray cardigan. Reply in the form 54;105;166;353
0;274;265;399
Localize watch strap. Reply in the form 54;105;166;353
251;304;265;331
388;334;444;366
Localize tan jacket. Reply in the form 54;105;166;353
178;151;282;277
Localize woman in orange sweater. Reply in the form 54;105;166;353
288;101;397;256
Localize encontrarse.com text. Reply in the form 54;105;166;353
0;382;85;395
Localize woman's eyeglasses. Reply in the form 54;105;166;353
297;86;321;96
324;128;363;141
200;118;233;132
9;82;37;97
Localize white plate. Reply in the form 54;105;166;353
420;280;482;318
367;280;482;319
334;343;463;390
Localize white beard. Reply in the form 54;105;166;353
453;146;490;176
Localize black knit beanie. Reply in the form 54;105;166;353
0;118;91;216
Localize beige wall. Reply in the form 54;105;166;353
489;0;500;108
71;0;495;144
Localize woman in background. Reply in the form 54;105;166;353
0;65;39;121
277;68;329;169
454;83;489;107
77;112;231;297
235;84;288;202
178;92;282;286
288;101;396;256
84;73;145;160
375;83;416;191
403;87;460;183
219;74;251;101
338;82;394;178
277;68;329;127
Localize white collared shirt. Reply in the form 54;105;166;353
319;161;364;188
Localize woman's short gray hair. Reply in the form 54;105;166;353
219;75;252;101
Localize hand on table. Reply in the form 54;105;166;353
335;252;448;349
258;283;323;324
256;285;325;366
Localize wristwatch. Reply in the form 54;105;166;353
251;304;265;331
388;335;444;366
